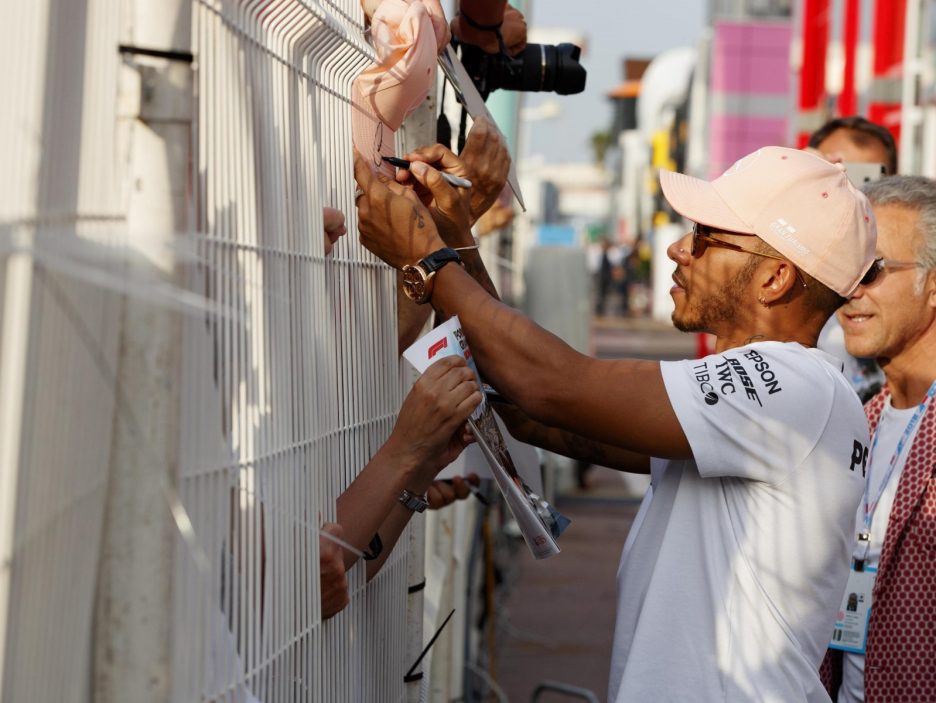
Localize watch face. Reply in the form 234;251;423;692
402;264;429;303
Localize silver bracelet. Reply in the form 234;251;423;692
453;236;480;252
399;488;429;513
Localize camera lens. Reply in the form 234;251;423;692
502;44;587;95
458;42;586;98
544;44;587;95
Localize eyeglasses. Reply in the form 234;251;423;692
858;257;925;287
691;223;807;288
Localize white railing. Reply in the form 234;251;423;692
0;0;126;700
182;1;411;700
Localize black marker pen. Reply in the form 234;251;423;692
382;155;473;189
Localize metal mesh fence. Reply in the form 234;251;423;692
0;0;424;700
181;2;409;700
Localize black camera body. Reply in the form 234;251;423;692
458;42;587;100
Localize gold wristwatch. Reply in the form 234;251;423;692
401;247;462;304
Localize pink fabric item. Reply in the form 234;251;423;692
660;146;877;297
420;0;450;51
352;0;439;165
360;0;448;50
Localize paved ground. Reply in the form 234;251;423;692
492;316;695;702
494;488;639;702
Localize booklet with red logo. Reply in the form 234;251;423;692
404;316;568;559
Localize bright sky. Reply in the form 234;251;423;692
522;0;708;164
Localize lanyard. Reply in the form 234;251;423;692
856;380;936;564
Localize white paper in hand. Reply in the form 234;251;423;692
403;316;565;559
403;316;485;420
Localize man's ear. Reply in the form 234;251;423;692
760;260;798;304
926;269;936;308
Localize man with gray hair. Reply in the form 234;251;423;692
821;175;936;702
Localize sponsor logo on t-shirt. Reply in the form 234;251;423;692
741;349;783;396
697;351;785;407
714;359;736;397
692;361;720;405
850;440;869;477
725;358;762;406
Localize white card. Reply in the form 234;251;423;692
829;565;876;653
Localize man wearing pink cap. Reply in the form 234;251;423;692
355;146;877;701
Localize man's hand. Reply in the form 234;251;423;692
451;5;527;56
399;117;510;227
458;117;511;224
427;473;481;509
354;151;446;268
475;190;514;236
396;161;472;248
323;207;347;256
423;0;452;51
320;522;349;619
385;356;482;483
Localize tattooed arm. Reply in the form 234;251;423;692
392;143;499;352
393;120;506;300
386;144;651;469
359;149;662;465
391;121;506;350
354;153;690;459
492;401;650;473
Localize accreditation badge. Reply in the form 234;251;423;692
829;566;876;653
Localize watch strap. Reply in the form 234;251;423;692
361;532;383;561
418;247;461;274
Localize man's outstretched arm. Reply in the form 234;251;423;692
354;153;690;459
492;401;650;473
397;149;650;472
394;117;508;353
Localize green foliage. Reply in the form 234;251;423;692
590;130;612;166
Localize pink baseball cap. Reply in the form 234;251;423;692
660;146;877;297
352;0;438;165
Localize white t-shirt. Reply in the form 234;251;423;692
838;400;923;703
609;342;869;703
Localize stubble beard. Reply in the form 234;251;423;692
672;260;757;334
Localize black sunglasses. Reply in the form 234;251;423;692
858;258;924;287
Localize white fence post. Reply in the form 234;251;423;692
0;0;47;687
0;255;34;701
400;90;437;703
92;1;192;700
